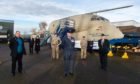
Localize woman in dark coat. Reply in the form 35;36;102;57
35;36;40;54
29;37;34;54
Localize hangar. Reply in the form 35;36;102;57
0;19;14;42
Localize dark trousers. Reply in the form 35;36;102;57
29;46;34;54
12;53;23;74
35;45;40;54
64;49;75;74
99;52;107;70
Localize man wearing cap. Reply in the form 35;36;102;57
80;36;88;59
62;29;75;77
51;33;61;59
98;34;110;71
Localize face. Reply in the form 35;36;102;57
15;31;21;38
67;32;72;37
101;36;106;39
54;34;57;37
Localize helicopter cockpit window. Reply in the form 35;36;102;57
91;16;98;21
91;16;109;22
100;17;109;21
97;18;100;20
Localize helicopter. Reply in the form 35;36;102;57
40;5;133;47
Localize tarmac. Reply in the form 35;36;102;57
0;43;140;84
0;61;2;65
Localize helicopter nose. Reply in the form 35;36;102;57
112;30;124;39
118;33;124;38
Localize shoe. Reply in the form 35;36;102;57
101;67;107;71
18;71;22;74
64;74;68;77
103;68;107;71
69;73;74;76
18;70;22;73
12;73;15;76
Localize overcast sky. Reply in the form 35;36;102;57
0;0;139;34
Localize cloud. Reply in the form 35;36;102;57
0;0;80;17
99;4;140;22
0;0;83;26
0;0;139;34
0;0;83;33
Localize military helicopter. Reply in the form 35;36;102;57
40;5;133;48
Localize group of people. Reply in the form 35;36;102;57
50;31;110;76
50;30;75;77
28;36;40;54
80;34;110;71
9;30;110;77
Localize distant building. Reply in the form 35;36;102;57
109;20;140;46
112;20;140;37
0;19;14;42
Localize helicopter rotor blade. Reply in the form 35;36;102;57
86;5;133;14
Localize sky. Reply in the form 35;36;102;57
0;0;140;34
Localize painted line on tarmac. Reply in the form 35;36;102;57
0;59;10;65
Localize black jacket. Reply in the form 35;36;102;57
98;39;110;54
9;37;26;57
29;38;34;47
62;35;75;50
35;38;40;51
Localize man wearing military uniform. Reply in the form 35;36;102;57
80;36;87;59
51;33;62;59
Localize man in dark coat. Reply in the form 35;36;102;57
29;37;34;54
35;36;40;54
98;34;110;71
62;29;75;77
9;31;26;76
